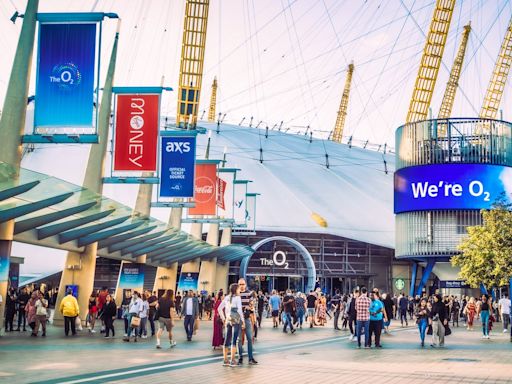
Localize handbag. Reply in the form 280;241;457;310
130;315;141;328
229;307;241;325
427;324;433;335
444;324;452;336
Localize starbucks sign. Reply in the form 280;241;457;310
394;278;405;291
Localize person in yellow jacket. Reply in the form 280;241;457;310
60;289;79;336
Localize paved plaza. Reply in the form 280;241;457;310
1;316;511;384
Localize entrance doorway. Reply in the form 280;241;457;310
274;276;288;292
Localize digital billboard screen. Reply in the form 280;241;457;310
394;164;512;214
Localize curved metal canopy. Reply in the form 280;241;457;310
0;162;252;266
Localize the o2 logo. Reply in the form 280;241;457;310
260;251;289;269
49;62;82;90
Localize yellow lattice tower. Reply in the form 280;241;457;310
438;22;471;124
207;77;217;122
176;0;210;129
331;63;354;144
479;15;512;120
406;0;456;124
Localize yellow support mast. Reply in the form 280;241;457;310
176;0;211;129
438;23;471;122
479;15;512;120
331;62;354;144
207;76;218;122
406;0;456;124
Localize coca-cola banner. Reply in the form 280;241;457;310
113;93;160;171
189;163;217;215
216;177;227;210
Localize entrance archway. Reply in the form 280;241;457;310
239;236;317;293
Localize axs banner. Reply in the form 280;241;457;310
113;94;159;171
189;163;217;215
159;136;196;198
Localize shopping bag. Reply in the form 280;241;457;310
75;316;83;331
130;315;141;328
193;319;199;335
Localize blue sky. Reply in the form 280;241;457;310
1;0;511;148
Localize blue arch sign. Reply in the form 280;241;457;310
239;236;317;293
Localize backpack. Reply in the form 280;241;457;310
228;295;241;325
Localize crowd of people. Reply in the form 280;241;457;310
3;282;512;362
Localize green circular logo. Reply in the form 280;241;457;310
395;278;405;290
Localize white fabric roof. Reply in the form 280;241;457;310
197;122;395;248
21;117;395;250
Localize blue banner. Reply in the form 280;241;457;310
0;254;9;283
118;262;145;290
160;136;196;198
394;164;512;213
177;272;199;292
65;284;79;298
35;23;97;128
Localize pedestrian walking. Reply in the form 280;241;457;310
479;294;491;339
60;289;79;336
155;289;177;349
34;291;48;337
218;284;244;367
237;278;258;365
123;291;143;342
415;298;430;347
182;290;199;342
102;294;117;338
269;290;281;328
212;291;225;349
430;294;448;348
498;293;510;334
369;291;386;348
355;287;371;348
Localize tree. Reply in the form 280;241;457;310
451;197;512;289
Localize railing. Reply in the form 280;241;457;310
396;118;512;169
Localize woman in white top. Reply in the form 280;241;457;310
138;293;150;338
124;291;143;342
218;283;243;367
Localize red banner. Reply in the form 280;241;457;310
189;163;217;215
113;94;159;171
216;177;227;210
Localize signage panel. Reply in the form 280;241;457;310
439;280;470;289
113;94;159;171
35;23;97;128
189;163;217;215
233;182;248;225
159;136;196;198
217;177;227;210
177;272;199;292
218;171;235;220
394;164;512;214
118;262;145;290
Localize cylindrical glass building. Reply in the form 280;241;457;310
395;118;512;260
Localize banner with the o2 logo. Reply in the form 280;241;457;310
159;136;196;198
35;23;97;128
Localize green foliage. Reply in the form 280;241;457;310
452;196;512;288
